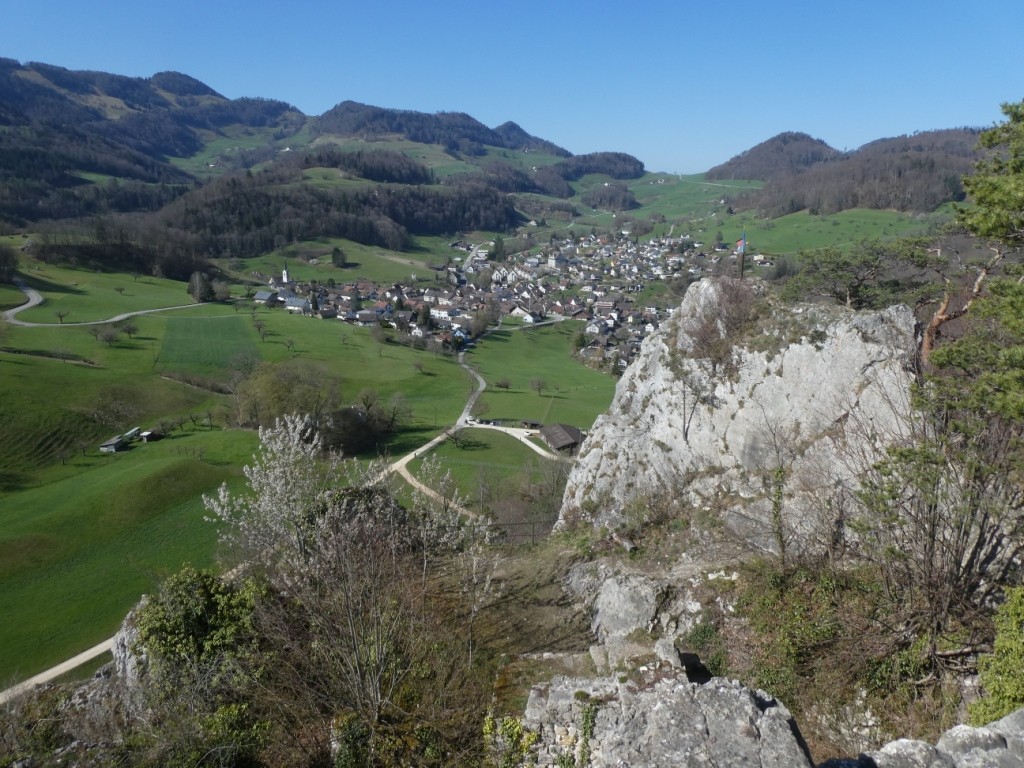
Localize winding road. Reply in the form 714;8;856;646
0;283;563;703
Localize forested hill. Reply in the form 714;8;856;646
705;132;839;181
0;58;613;231
313;100;571;157
0;59;306;226
709;128;982;216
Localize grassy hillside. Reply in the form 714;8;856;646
0;429;256;684
1;257;615;684
466;321;614;429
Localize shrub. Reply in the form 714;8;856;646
971;587;1024;725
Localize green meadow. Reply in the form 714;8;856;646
466;321;615;429
16;263;200;324
0;429;257;683
217;235;452;288
1;302;608;683
706;206;953;257
407;428;561;509
157;315;260;377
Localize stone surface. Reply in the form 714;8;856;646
558;278;918;553
522;671;814;767
521;669;1024;768
591;573;666;642
826;714;1024;767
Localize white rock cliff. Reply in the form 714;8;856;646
560;278;919;553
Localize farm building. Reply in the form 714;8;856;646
539;423;585;453
99;436;125;453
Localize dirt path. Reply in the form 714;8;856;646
0;638;115;705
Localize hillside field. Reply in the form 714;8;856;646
0;263;615;684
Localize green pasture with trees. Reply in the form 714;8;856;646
408;429;571;539
0;249;614;683
466;321;616;429
15;263;204;324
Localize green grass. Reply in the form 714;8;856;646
158;315;261;378
216;235;457;287
0;349;223;487
0;282;25;311
170;129;296;179
407;428;558;506
712;207;952;257
467;321;614;429
0;428;257;684
16;261;200;324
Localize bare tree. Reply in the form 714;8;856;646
98;326;119;347
55;310;69;324
529;378;547;396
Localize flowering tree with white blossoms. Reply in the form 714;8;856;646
204;413;348;573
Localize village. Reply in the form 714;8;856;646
252;230;765;372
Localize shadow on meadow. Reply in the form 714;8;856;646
20;272;89;296
0;469;29;492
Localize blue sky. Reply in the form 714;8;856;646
4;0;1022;172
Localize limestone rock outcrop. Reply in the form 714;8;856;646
522;671;814;767
522;670;1024;768
819;708;1024;766
559;278;919;553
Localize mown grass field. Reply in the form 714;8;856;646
157;314;260;378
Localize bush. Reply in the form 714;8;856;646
971;587;1024;725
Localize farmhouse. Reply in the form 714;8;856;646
284;297;312;314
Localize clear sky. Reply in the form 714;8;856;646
4;0;1022;173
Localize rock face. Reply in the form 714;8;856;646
522;671;814;767
559;278;918;553
522;670;1024;768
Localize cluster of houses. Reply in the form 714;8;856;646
252;231;760;370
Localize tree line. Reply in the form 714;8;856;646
161;169;522;256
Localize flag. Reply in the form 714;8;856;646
736;232;746;254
